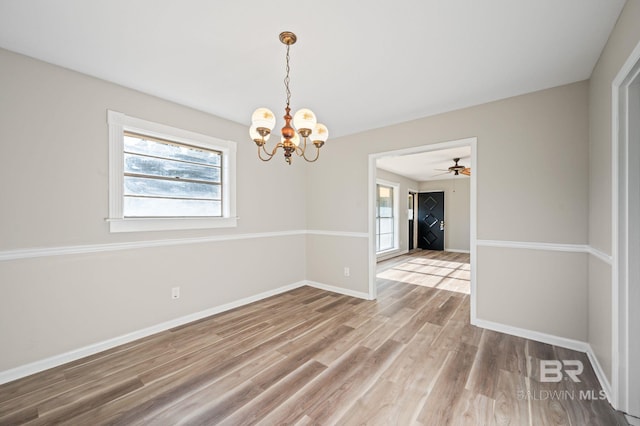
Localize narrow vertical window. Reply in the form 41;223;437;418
376;184;395;252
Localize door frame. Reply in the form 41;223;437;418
367;137;477;320
408;189;418;250
612;38;640;415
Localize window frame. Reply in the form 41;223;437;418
375;179;400;254
107;110;237;233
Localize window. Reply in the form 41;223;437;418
376;181;399;253
107;111;237;232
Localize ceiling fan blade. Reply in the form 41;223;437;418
432;171;451;176
461;168;471;176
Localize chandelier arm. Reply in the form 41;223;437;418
300;145;321;163
258;142;284;162
257;146;274;162
292;136;308;158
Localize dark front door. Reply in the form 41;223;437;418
417;191;445;250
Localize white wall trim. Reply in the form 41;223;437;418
586;344;614;403
0;229;373;262
473;318;613;404
477;239;612;264
586;246;613;265
305;230;369;238
473;318;589;353
0;280;308;385
477;239;588;253
0;230;309;262
305;280;372;300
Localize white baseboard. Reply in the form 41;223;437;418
585;344;613;404
0;279;373;385
0;281;307;385
472;318;589;352
627;414;640;426
445;248;471;254
305;280;372;300
472;317;614;405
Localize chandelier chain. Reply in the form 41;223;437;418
284;44;291;108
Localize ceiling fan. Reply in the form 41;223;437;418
436;158;471;176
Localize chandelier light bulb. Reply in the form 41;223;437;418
251;107;276;132
293;108;317;135
311;123;329;143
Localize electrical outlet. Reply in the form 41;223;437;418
171;287;180;299
344;267;350;277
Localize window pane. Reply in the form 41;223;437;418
124;176;220;200
378;196;392;209
124;134;221;166
379;206;393;218
124;153;220;183
379;218;394;234
379;233;393;251
124;197;221;217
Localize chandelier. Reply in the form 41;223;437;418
250;31;329;164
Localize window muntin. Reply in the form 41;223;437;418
122;132;222;218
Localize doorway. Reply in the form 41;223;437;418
367;137;477;314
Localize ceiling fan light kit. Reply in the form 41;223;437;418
442;157;471;176
249;31;329;165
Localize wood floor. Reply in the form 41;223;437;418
0;250;628;425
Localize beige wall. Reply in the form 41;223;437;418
306;234;369;295
419;178;470;252
306;81;589;341
477;247;587;340
588;0;640;385
0;49;307;371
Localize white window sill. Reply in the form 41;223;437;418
376;248;402;260
107;217;238;233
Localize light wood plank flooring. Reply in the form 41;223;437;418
0;250;628;425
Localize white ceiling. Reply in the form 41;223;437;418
377;145;472;182
0;1;626;139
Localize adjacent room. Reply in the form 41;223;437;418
1;1;639;424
